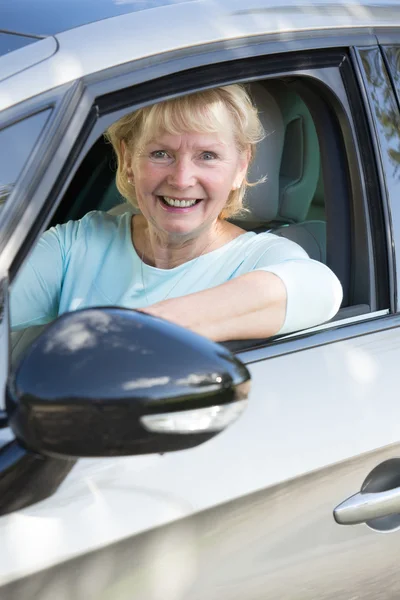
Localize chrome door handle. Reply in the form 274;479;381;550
334;487;400;525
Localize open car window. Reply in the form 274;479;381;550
9;51;390;361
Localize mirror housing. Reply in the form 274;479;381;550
7;308;250;458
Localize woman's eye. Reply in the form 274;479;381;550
201;151;217;161
151;150;169;159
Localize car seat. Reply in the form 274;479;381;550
232;81;324;262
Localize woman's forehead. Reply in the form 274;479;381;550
140;99;235;141
145;129;234;148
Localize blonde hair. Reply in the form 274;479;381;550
105;84;265;219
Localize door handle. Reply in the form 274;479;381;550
334;487;400;525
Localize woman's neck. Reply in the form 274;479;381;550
132;216;236;269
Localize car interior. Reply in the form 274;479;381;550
10;77;373;362
57;80;326;260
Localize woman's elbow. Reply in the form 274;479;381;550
275;261;343;335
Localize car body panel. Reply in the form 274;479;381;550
1;1;400;111
4;442;400;600
0;36;57;89
0;0;197;37
1;325;400;592
0;0;399;39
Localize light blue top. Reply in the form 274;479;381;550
10;211;342;335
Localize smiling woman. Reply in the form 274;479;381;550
106;85;262;224
10;84;342;342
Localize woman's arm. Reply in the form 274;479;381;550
140;260;343;342
10;229;64;330
141;270;286;341
10;217;83;331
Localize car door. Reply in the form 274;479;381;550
1;21;400;600
187;44;400;599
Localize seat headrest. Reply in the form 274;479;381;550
235;83;285;225
235;81;320;227
274;84;320;224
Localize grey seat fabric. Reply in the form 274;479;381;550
272;221;326;264
272;82;321;224
233;81;325;262
267;82;325;262
307;166;325;221
232;83;285;228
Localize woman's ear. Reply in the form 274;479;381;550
233;147;251;189
121;140;133;179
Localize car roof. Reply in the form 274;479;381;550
2;0;400;113
1;0;400;37
0;0;195;37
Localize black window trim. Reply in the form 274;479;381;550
238;308;391;365
353;46;400;316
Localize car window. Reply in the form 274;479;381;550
383;46;400;104
54;79;349;308
9;52;390;361
0;32;39;57
0;110;51;210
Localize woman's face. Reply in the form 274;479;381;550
125;107;249;238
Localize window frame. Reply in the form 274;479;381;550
354;44;400;315
0;80;95;281
3;42;393;363
90;50;389;328
380;43;400;307
56;55;384;310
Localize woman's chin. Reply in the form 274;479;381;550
154;209;207;235
157;219;202;236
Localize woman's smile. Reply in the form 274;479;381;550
158;195;203;212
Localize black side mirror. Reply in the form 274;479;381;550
0;308;250;515
7;307;251;458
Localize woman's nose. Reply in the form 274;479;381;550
168;157;196;189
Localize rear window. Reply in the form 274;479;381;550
0;32;38;57
0;110;51;209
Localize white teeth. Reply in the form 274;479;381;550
163;197;197;208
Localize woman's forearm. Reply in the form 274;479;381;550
140;259;343;342
140;271;287;341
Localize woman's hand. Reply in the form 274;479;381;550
139;271;287;342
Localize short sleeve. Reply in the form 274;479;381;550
10;219;83;330
249;235;343;334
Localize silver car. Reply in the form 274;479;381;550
1;0;400;598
